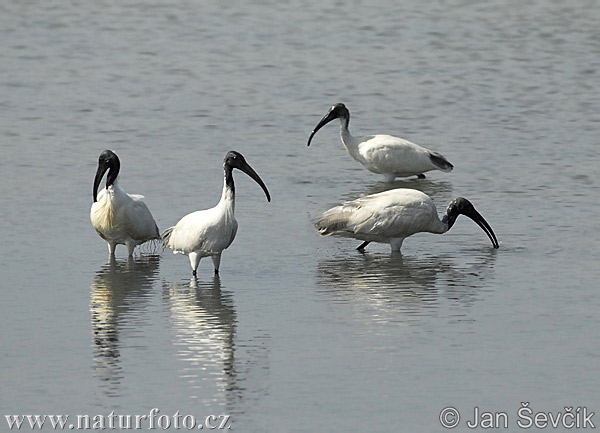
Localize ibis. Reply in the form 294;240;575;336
163;151;271;276
90;150;160;256
316;188;498;252
307;103;454;181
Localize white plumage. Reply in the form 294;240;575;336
163;151;270;276
308;103;453;181
316;188;498;252
163;189;238;275
90;150;160;256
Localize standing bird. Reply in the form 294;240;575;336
90;150;160;256
316;188;498;252
307;103;453;181
163;151;271;276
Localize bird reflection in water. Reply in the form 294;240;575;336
316;251;497;325
341;178;453;203
90;255;161;397
162;277;269;412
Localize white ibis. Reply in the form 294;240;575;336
90;150;160;256
163;151;271;276
308;103;454;181
316;188;498;252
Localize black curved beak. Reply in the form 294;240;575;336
307;110;339;147
93;162;109;202
465;207;499;248
238;161;271;202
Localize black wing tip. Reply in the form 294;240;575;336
429;151;454;172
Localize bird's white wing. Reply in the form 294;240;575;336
359;135;434;175
122;195;160;241
317;189;437;240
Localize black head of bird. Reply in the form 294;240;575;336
307;103;351;147
444;197;499;248
223;151;271;202
93;150;120;202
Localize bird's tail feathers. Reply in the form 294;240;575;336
161;226;175;248
315;206;353;236
428;151;454;172
140;238;164;255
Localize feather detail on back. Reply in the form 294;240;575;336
316;201;364;235
316;189;439;242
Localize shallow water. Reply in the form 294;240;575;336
1;1;599;431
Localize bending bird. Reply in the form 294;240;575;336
316;188;498;252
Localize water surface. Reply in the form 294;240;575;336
1;1;599;431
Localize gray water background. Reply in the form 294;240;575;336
1;1;599;431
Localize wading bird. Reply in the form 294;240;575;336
163;151;271;276
316;188;498;252
90;150;160;256
307;103;453;181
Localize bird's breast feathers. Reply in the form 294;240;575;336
90;191;116;233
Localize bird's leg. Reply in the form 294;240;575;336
417;174;426;179
390;238;404;252
356;241;370;251
189;252;201;276
126;241;136;257
107;242;117;256
211;254;222;275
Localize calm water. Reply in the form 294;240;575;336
1;1;599;431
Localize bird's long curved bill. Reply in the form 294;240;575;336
93;163;109;202
307;111;337;147
467;209;499;248
240;162;271;202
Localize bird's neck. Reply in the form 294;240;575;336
441;210;457;232
106;163;120;189
340;118;361;158
219;167;236;213
339;114;350;133
105;178;121;198
425;214;449;235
